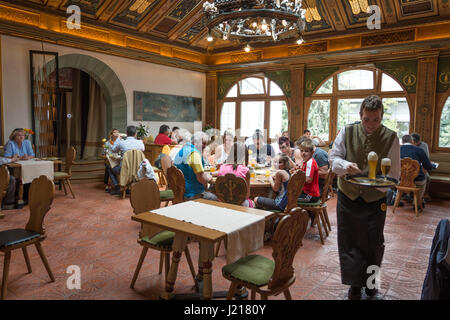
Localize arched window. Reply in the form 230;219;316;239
307;68;411;143
439;96;450;148
219;76;288;139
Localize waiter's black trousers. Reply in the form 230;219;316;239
337;191;387;287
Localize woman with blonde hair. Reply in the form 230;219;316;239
4;128;35;159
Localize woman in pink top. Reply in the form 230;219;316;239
218;142;254;207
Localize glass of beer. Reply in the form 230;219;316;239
381;158;391;181
368;151;378;180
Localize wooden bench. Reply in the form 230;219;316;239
429;153;450;200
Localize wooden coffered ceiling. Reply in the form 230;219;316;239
0;0;450;70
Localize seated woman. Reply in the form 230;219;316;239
103;128;121;192
4;128;35;159
217;142;254;208
254;154;291;211
214;130;234;165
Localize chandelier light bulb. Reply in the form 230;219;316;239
244;44;251;52
261;19;268;31
297;36;304;45
207;34;213;42
252;21;258;28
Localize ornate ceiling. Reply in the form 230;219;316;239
2;0;449;53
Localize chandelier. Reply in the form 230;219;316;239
203;0;306;48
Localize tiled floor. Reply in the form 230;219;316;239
0;183;448;300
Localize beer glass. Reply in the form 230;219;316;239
368;152;378;180
381;158;391;181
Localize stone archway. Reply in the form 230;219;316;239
47;53;127;132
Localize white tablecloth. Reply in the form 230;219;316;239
152;201;268;263
16;159;54;184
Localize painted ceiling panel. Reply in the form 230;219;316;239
112;0;161;27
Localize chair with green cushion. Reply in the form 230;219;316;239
129;178;197;289
297;169;335;245
222;207;309;300
54;147;76;198
166;166;185;205
264;170;306;240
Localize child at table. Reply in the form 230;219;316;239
254;154;291;211
218;142;254;207
297;139;320;203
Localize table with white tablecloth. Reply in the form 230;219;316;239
132;198;275;300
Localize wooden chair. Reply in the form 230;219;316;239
393;157;422;217
54;147;76;199
297;169;335;245
129;178;198;290
119;149;146;199
214;173;248;257
0;175;55;300
0;166;10;219
222;207;309;300
165;166;185;205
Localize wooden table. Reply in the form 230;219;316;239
7;159;62;205
132;198;275;300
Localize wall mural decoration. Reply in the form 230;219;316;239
304;66;339;97
265;70;291;97
375;59;418;93
437;56;450;93
217;74;242;100
134;91;201;122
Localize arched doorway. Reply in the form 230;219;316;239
46;54;127;159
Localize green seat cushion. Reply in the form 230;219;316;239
159;189;174;200
54;172;69;179
297;200;321;207
141;231;175;248
269;209;281;213
222;254;275;286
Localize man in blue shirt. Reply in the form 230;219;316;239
248;131;275;164
108;125;145;196
400;134;436;202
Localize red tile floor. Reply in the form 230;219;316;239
0;182;448;300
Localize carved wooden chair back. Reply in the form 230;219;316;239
25;175;55;234
215;173;247;205
130;178;161;214
166;166;185;204
0;166;10;205
398;158;420;188
285;169;306;213
321;169;335;203
268;207;309;290
64;147;76;176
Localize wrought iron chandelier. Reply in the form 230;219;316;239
203;0;306;49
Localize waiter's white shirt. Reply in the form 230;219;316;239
329;126;401;184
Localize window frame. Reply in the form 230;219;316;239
219;75;289;140
434;89;450;152
305;67;413;144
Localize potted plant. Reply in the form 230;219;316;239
136;123;149;140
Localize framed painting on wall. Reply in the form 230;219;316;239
133;91;202;122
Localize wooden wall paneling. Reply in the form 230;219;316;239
414;54;439;149
205;71;218;129
0;35;3;145
291;65;305;141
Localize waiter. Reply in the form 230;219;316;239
329;95;400;300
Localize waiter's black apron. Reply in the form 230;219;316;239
337;191;387;287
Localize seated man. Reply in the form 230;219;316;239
173;131;215;200
0;155;19;210
248;131;275;164
278;136;295;166
154;124;177;145
400;134;436;205
303;129;326;147
295;137;329;194
108;125;145;196
411;133;434;200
